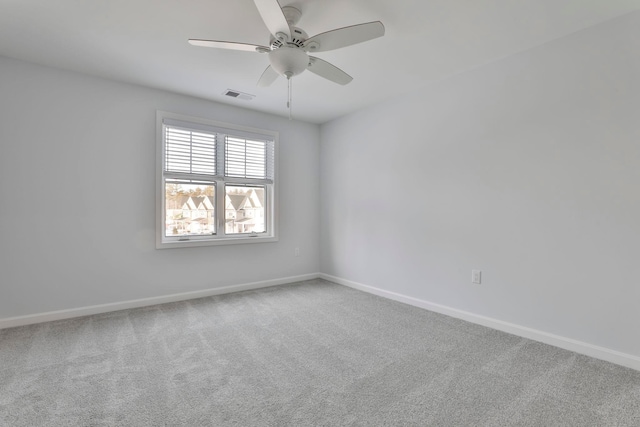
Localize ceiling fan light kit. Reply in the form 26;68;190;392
188;0;385;115
269;45;308;79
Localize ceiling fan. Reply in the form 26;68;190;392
188;0;384;115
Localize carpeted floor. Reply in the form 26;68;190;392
1;279;639;426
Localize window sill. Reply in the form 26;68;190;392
156;235;278;249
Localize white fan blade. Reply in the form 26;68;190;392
253;0;291;41
303;21;385;53
307;57;353;85
257;65;279;87
188;39;270;52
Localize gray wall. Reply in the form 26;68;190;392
320;12;640;358
0;56;320;318
2;10;639;363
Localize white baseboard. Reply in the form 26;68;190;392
6;271;639;372
320;273;640;372
0;273;321;330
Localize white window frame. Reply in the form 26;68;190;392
156;111;278;249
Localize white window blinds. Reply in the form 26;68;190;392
225;137;274;181
163;120;274;183
165;126;217;176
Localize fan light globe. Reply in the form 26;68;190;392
269;46;309;79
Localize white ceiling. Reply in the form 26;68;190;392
1;0;639;124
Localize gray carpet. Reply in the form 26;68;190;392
1;279;639;426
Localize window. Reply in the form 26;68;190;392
156;111;277;248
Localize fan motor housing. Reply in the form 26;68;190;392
270;27;308;49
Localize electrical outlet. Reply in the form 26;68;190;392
472;270;481;284
294;247;300;257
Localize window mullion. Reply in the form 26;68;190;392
217;133;226;179
216;134;227;236
216;180;226;237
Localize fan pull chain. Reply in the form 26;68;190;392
287;76;292;120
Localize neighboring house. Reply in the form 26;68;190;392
225;189;265;234
167;195;215;235
167;190;264;235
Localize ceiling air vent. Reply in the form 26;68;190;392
223;89;255;101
